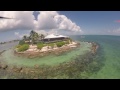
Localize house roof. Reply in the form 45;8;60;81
44;34;69;39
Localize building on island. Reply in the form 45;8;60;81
43;34;69;42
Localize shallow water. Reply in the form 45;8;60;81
71;35;120;79
1;35;120;79
0;42;91;67
0;42;18;52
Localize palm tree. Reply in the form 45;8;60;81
30;30;35;45
34;32;39;43
41;34;45;40
41;34;45;42
23;35;27;41
29;30;39;45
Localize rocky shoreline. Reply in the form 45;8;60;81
14;42;80;58
91;42;99;55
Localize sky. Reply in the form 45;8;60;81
0;11;120;42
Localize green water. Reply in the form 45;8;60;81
1;35;120;79
0;42;91;67
71;35;120;79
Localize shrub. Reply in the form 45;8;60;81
15;45;21;48
37;43;44;49
65;40;70;44
17;44;29;52
19;40;25;45
48;43;54;48
56;41;65;47
69;38;72;42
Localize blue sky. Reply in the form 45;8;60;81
0;11;120;42
60;11;120;35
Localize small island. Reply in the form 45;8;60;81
14;30;80;58
0;31;99;79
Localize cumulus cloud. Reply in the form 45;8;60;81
0;11;35;31
34;30;48;36
36;11;81;32
0;11;82;33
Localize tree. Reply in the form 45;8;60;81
29;30;39;45
41;34;45;40
39;34;45;42
23;35;27;41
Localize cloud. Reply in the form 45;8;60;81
14;32;19;36
0;11;35;31
107;28;120;35
36;11;81;32
0;11;82;33
34;30;48;36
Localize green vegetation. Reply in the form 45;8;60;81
15;45;21;48
29;30;39;44
17;44;29;52
16;30;73;52
48;43;55;48
36;40;71;49
37;43;44;49
65;40;70;44
19;40;25;45
69;38;72;42
56;41;66;47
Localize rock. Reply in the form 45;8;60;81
1;64;8;70
30;71;34;73
54;44;57;48
34;64;39;69
20;70;24;73
12;66;22;72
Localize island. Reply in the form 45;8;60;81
0;30;99;79
14;30;80;58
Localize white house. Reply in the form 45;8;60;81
43;34;69;42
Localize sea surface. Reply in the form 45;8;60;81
70;35;120;79
0;35;120;79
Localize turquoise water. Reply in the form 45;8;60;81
71;35;120;79
1;35;120;79
0;42;91;67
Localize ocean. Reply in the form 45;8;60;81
71;35;120;79
0;35;120;79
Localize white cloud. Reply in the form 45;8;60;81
14;32;19;36
36;11;81;32
0;11;35;31
34;30;48;36
107;28;120;35
0;11;82;33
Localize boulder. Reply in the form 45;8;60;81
1;64;8;70
12;66;22;72
34;64;39;69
